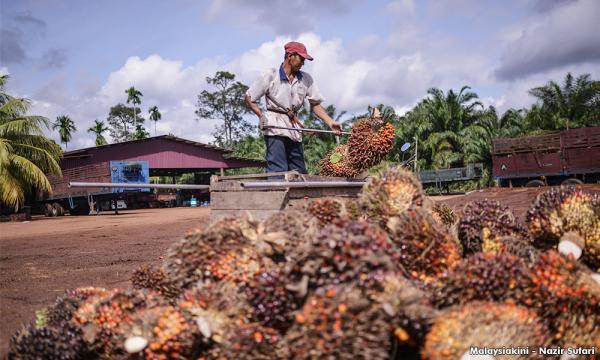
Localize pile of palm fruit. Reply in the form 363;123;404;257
9;167;600;360
319;108;396;177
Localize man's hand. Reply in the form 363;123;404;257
259;114;268;131
330;121;342;135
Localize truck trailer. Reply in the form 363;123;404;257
492;126;600;187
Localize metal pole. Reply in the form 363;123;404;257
69;182;210;190
414;135;418;173
264;126;350;135
241;181;366;189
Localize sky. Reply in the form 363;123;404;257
1;0;599;149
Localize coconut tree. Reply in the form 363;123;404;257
0;75;62;211
52;115;77;149
148;105;161;136
125;86;143;128
87;119;109;146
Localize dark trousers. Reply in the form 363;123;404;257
264;135;307;174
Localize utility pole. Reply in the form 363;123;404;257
414;135;418;173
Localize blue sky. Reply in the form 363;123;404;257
2;0;599;149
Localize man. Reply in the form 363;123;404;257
245;41;342;174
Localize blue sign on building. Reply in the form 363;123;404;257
110;160;150;192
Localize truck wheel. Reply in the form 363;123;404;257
525;180;545;187
45;203;57;217
52;202;65;216
561;178;583;186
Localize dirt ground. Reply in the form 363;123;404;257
1;184;600;356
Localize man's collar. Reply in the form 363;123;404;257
279;63;302;82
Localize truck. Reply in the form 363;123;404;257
492;126;600;187
41;160;151;216
417;163;484;193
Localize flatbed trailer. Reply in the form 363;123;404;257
417;163;483;193
492;126;600;187
209;171;364;223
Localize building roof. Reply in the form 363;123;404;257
60;135;265;170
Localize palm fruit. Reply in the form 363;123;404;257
347;116;395;170
162;217;270;290
526;186;600;270
526;250;600;346
72;289;165;356
261;209;320;261
42;287;114;328
457;199;529;256
304;198;361;226
245;270;300;332
116;305;201;359
431;202;456;228
318;144;359;177
8;323;92;360
358;166;430;226
178;281;253;344
131;264;181;300
281;284;397;360
373;275;439;359
284;218;398;298
386;208;461;281
422;301;550;360
428;252;532;308
203;321;282;360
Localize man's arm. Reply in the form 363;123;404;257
245;95;267;130
310;103;342;134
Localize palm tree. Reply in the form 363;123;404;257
87;119;109;146
148;105;161;136
528;73;600;130
52;115;77;149
0;75;62;211
400;86;483;169
125;86;143;128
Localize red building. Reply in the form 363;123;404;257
44;136;264;212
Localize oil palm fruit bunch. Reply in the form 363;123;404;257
525;250;600;345
116;305;201;359
374;275;439;359
281;284;396;360
284;218;397;298
428;252;532;308
162;217;269;290
318;144;359;177
347;112;396;170
359;166;430;226
303;197;363;226
422;301;550;360
261;209;320;261
9;323;93;360
204;320;282;360
431;202;456;228
42;287;113;328
526;187;600;270
131;264;181;300
71;289;165;356
245;269;300;332
457;199;529;256
387;207;461;281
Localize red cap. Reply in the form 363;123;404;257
284;41;314;61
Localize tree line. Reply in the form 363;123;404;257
1;71;598;212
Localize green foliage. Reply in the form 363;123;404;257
0;75;62;211
195;71;252;148
52;115;76;149
87;119;109;146
106;103;144;142
526;73;600;130
133;124;150;139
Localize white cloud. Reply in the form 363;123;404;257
495;0;600;80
